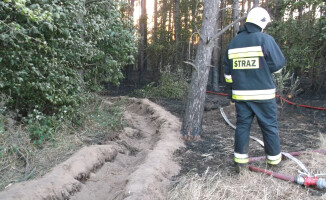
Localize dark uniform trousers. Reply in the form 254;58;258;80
234;99;281;158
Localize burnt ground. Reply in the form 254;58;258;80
102;83;326;197
106;81;326;175
153;94;326;177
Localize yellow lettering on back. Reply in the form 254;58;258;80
233;57;259;69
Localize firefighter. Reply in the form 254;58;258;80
224;7;286;173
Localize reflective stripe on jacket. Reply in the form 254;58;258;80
224;23;285;101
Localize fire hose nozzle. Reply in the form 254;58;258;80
295;176;305;185
317;178;326;190
295;176;326;190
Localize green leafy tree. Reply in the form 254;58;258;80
0;0;137;143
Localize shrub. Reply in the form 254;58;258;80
0;0;136;134
135;70;189;100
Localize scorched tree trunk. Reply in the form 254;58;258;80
181;0;220;137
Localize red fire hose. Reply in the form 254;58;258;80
206;91;326;110
248;166;295;182
249;165;326;189
206;91;228;96
276;94;326;111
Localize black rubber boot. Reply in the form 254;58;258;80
267;162;283;171
235;162;248;174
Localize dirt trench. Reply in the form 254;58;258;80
0;98;184;200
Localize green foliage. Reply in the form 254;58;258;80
0;94;10;135
273;71;299;98
0;116;4;135
266;0;326;90
25;108;58;146
88;98;125;131
0;0;137;142
135;70;189;100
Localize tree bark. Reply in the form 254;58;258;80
125;0;135;82
253;0;259;7
151;0;159;82
174;0;181;68
273;0;281;21
210;1;221;92
160;0;168;68
241;0;246;26
183;1;190;62
181;0;220;137
139;0;147;84
168;1;173;42
247;0;252;12
190;0;198;61
233;0;240;37
129;0;135;18
153;0;158;42
219;0;225;83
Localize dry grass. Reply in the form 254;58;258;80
0;97;125;190
320;133;326;149
169;135;326;200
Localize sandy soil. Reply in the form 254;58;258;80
0;98;184;200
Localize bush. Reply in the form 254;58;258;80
266;2;326;90
135;70;189;100
0;0;136;131
273;71;299;99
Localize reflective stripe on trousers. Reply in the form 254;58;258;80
234;152;249;164
266;153;282;165
234;99;281;163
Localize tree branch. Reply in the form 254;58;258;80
184;61;198;71
210;15;247;43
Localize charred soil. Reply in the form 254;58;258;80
153;92;326;197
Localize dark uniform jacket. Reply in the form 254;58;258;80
224;23;286;101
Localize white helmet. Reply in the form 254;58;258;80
246;7;271;30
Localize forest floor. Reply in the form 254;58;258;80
0;86;326;199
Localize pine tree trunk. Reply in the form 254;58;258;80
152;0;159;82
210;3;221;92
168;2;173;42
125;0;135;82
174;0;181;68
247;0;252;11
233;0;239;37
253;0;259;7
129;0;134;17
153;0;158;42
191;0;197;61
241;0;246;26
183;2;190;62
211;42;219;92
161;0;167;68
181;0;220;138
273;0;281;21
139;0;147;84
219;0;225;84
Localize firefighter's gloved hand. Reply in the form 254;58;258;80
227;92;232;100
226;84;233;101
